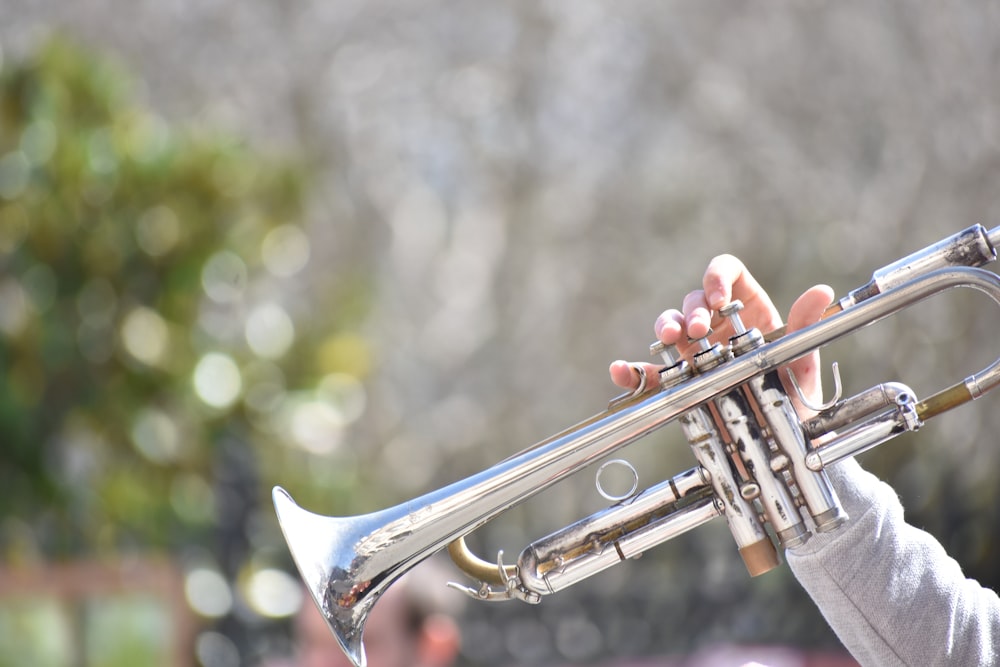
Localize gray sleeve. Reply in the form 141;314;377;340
786;458;1000;666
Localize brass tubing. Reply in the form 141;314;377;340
447;538;517;586
915;383;975;422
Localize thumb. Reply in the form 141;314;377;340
787;284;834;333
784;285;835;412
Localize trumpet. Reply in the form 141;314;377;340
273;224;1000;667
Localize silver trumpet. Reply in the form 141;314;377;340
273;224;1000;667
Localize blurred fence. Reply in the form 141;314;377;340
0;559;193;666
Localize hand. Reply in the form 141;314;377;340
609;254;834;412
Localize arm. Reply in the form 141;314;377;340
788;457;1000;666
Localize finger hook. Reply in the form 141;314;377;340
787;361;842;412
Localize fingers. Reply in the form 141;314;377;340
609;360;636;388
654;309;685;345
649;255;781;352
655;255;752;347
659;255;784;346
681;291;712;340
610;258;832;401
703;254;772;313
701;254;743;310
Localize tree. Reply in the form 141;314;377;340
0;36;368;564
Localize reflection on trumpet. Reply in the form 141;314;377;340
273;224;1000;667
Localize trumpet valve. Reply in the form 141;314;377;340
690;330;729;371
648;341;693;389
720;300;765;354
650;340;680;366
719;300;748;335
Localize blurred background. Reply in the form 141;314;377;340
1;2;999;666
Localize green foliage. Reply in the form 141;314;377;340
0;37;359;560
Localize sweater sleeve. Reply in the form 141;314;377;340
786;458;1000;666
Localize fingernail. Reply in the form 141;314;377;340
707;290;726;309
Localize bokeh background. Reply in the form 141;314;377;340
1;2;999;666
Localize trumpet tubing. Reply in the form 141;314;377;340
274;224;1000;667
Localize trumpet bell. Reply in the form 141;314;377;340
272;487;374;667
